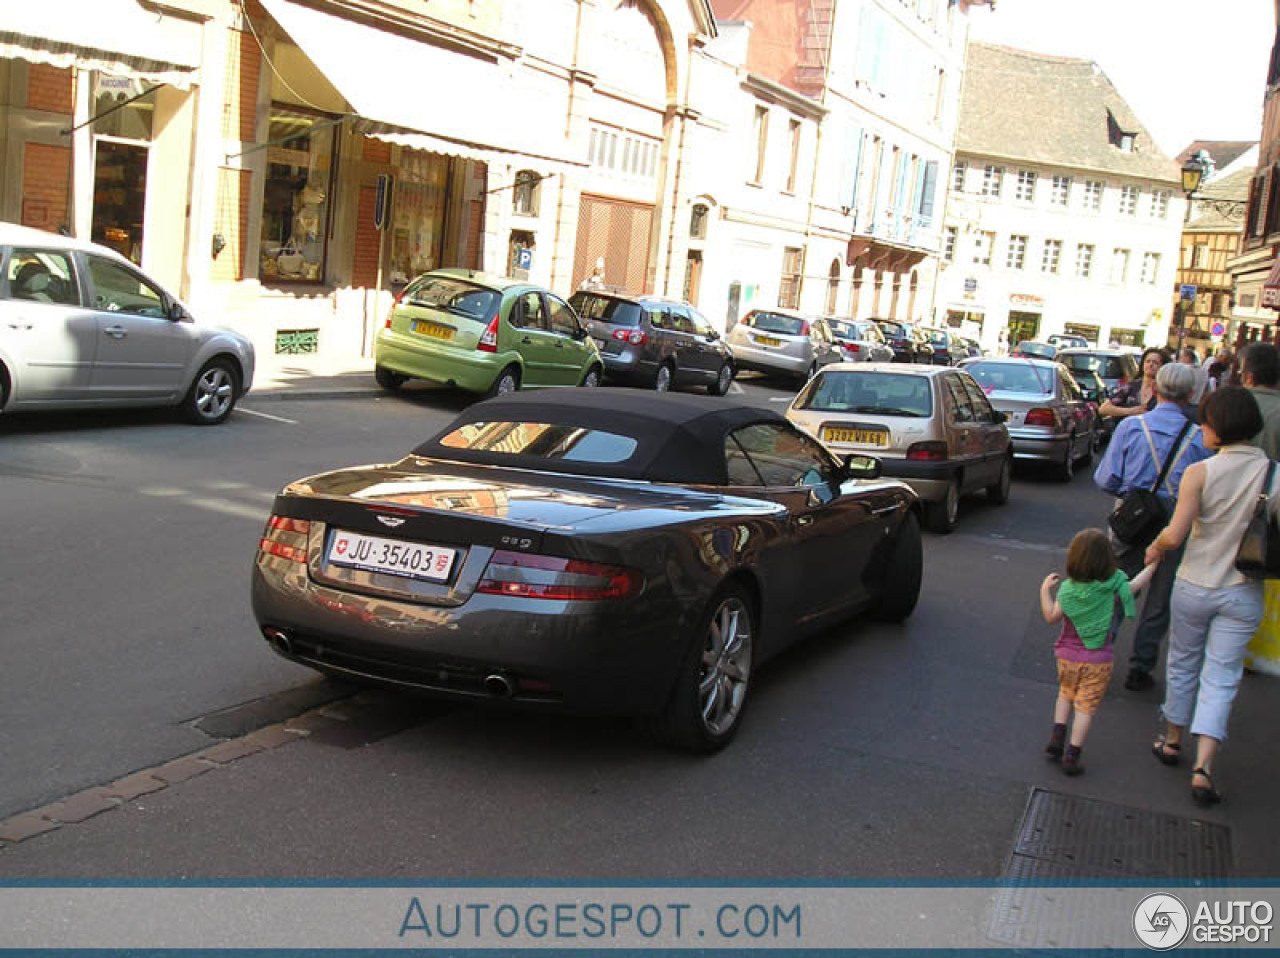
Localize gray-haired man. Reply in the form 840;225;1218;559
1093;363;1212;690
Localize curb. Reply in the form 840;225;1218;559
246;386;385;402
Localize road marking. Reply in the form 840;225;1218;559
727;382;745;395
237;407;297;425
768;396;792;403
954;532;1064;554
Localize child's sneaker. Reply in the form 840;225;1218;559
1061;744;1084;776
1045;723;1067;759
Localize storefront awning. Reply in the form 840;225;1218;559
0;0;199;89
1262;257;1280;309
259;0;582;172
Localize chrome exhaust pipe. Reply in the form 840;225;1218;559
263;627;293;656
484;673;515;697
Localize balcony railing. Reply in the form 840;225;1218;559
861;206;939;252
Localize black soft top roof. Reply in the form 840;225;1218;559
413;389;787;485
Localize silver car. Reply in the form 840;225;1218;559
726;308;842;382
0;224;254;424
959;357;1098;481
786;363;1011;533
827;318;895;364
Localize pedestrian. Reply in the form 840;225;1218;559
1180;346;1210;405
1208;347;1236;391
1145;387;1278;806
1040;529;1157;775
1099;347;1166;422
1241;342;1280;460
1093;363;1212;691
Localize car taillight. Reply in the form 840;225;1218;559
799;321;810;336
477;314;500;353
384;289;406;329
612;328;648;345
1025;408;1057;427
259;515;310;564
906;441;948;461
842;342;861;354
477;550;641;601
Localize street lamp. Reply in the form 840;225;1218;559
1173;151;1213;351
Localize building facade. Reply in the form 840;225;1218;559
0;0;988;364
935;44;1184;353
1228;2;1280;346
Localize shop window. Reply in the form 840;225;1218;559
92;74;154;140
389;151;450;285
92;141;149;263
513;170;540;217
259;107;337;283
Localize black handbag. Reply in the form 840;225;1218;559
1234;460;1280;579
1108;419;1194;547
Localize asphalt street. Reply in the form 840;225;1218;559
1;375;1277;880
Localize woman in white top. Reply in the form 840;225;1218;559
1145;387;1277;806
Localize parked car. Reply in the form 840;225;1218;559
1055;348;1139;395
827;318;895;364
374;269;603;398
960;357;1099;481
919;326;969;366
1047;333;1090;350
569;290;735;395
252;389;922;752
0;223;255;424
958;336;983;359
1011;340;1058;361
876;319;933;364
787;363;1011;534
1055;348;1139;441
725;308;842;382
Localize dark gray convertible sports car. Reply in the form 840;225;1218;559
252;389;922;751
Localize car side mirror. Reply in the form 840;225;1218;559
573;325;588;340
707;328;720;341
166;300;187;321
992;410;1008;424
841;454;882;480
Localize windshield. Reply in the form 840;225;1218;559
569;293;641;327
966;361;1053;395
796;371;933;417
402;276;499;321
746;312;807;336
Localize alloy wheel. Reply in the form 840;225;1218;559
698;596;752;736
655;365;672;392
195;366;234;421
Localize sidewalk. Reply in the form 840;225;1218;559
248;349;380;400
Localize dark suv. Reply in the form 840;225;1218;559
569;290;736;394
876;319;932;364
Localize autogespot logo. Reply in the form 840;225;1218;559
1134;893;1191;950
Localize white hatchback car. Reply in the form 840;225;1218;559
0;224;254;424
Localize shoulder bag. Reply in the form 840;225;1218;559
1108;418;1195;547
1235;459;1280;579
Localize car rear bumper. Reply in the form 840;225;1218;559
374;329;502;393
876;458;957;502
599;349;657;381
730;344;809;376
251;561;685;715
1008;430;1071;462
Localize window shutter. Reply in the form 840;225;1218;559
845;126;865;215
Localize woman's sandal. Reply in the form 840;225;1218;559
1191;768;1222;807
1151;738;1181;767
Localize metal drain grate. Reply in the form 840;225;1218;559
988;788;1233;949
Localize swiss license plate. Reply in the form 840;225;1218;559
412;319;455;340
754;334;782;347
328;530;457;582
823;426;888;447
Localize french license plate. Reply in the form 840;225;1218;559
412;319;455;340
328;530;457;582
754;334;782;347
823;426;888;447
592;337;609;349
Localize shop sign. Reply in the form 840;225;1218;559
1009;293;1044;308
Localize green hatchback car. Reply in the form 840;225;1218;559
374;270;603;397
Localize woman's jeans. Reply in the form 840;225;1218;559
1163;579;1264;742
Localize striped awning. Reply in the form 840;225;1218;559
0;0;199;89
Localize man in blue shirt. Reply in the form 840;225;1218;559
1094;363;1212;691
